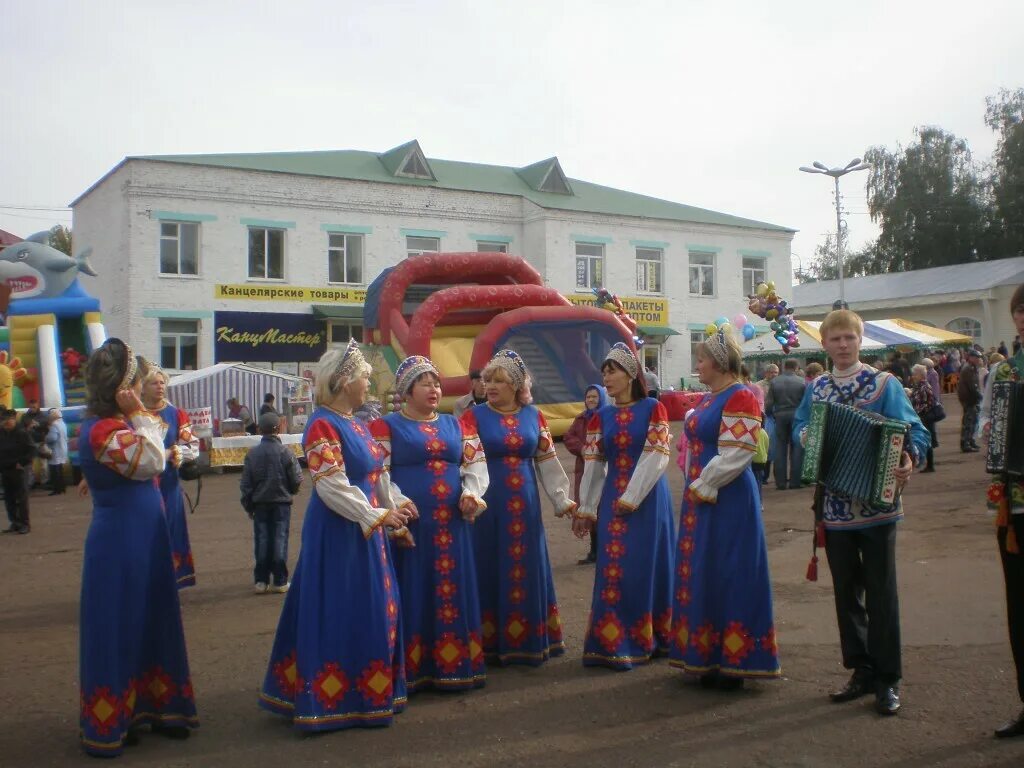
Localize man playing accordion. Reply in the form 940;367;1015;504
793;309;930;717
980;282;1024;739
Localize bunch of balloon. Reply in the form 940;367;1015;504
746;280;801;353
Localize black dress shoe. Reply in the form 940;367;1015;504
995;708;1024;738
875;685;901;716
718;676;744;691
830;670;874;703
699;672;719;689
151;722;190;739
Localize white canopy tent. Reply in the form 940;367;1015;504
167;363;309;430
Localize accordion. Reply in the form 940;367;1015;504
801;401;910;509
986;380;1024;477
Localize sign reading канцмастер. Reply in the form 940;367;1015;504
214;311;327;363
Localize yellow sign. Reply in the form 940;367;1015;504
214;284;367;303
565;294;669;325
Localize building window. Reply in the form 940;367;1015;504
327;321;363;345
635;247;663;293
248;227;285;280
576;243;604;289
327;234;363;284
159;221;199;275
477;241;508;253
741;256;767;297
689;330;704;373
160;319;199;371
407;236;440;257
946;316;982;342
688;251;715;296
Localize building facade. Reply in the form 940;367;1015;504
71;141;794;388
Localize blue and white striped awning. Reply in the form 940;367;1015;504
167;363;309;427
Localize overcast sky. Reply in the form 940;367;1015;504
3;0;1022;285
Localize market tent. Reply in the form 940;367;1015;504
167;363;309;427
741;319;971;360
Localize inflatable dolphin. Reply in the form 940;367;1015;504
0;231;97;299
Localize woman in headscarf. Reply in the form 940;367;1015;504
370;355;489;693
260;340;414;731
563;384;609;564
460;349;577;665
573;342;676;669
669;328;781;688
78;339;198;757
141;363;200;588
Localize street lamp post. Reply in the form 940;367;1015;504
799;158;870;304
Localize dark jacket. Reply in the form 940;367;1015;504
766;372;806;414
19;410;47;444
563;412;588;503
0;425;34;470
240;435;302;510
957;362;982;406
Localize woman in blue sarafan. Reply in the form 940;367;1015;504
460;349;578;666
574;343;676;669
371;355;490;693
79;340;198;757
669;329;781;688
260;340;415;731
141;364;199;588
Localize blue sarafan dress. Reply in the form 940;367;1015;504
371;411;489;692
260;406;406;731
79;413;198;757
153;401;199;588
461;404;577;665
577;399;676;669
669;384;781;679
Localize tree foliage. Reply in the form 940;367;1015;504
985;88;1024;257
48;224;72;256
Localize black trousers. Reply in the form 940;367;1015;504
825;523;901;685
999;515;1024;703
1;467;29;530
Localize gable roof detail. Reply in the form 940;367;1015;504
516;157;572;195
378;140;435;181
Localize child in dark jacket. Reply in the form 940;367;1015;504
240;412;302;593
563;384;608;564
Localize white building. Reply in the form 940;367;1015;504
792;256;1024;351
71;140;794;387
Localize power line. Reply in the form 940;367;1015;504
0;203;71;212
0;210;72;222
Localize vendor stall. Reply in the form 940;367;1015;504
208;433;304;468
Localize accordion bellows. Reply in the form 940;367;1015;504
986;381;1024;477
801;401;910;510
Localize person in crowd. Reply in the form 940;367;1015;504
19;398;48;489
766;359;806;490
644;361;660;399
793;310;929;718
805;361;824;383
260;392;277;416
460;349;577;666
371;355;490;693
260;340;413;731
998;340;1009;358
991;352;1007;367
44;408;68;495
0;409;33;534
142;364;200;588
573;344;675;670
1013;335;1021;355
958;348;985;452
887;351;910;386
452;370;487;419
668;328;780;687
922;357;942;402
980;282;1024;738
756;364;779;484
78;340;197;756
227;397;256;434
241;411;302;594
564;384;608;565
909;364;937;473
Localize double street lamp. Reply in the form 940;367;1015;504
799;158;870;304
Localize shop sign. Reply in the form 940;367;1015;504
214;311;327;363
565;294;669;325
215;283;367;303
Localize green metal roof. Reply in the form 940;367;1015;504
637;324;681;336
311;304;364;319
125;145;794;233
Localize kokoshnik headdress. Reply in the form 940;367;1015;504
488;349;528;391
106;338;137;391
604;341;640;380
329;338;367;393
704;327;731;370
395;355;439;396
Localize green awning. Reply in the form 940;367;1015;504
312;304;364;320
637;324;680;337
